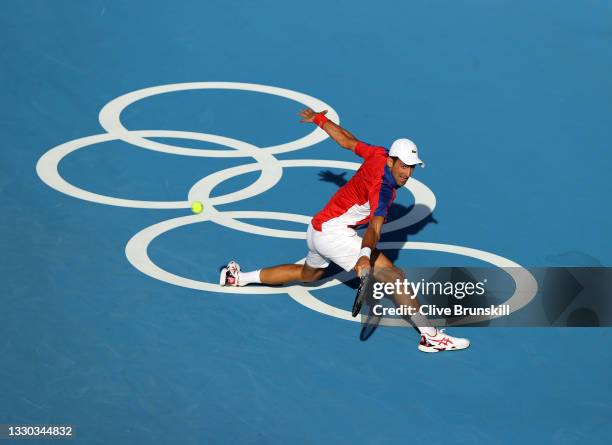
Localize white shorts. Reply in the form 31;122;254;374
305;223;362;272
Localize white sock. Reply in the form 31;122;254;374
408;311;437;336
418;326;437;337
239;270;261;286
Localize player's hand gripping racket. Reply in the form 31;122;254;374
352;269;373;317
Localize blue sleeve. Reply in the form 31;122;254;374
372;183;394;217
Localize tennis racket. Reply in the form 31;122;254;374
352;269;372;317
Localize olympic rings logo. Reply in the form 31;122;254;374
36;82;538;326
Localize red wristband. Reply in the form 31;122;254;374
313;113;329;128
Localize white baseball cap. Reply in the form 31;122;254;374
389;138;424;167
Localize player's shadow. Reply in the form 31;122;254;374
317;169;438;340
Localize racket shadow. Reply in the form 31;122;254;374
359;294;383;341
306;266;385;341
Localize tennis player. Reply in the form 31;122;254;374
220;109;469;353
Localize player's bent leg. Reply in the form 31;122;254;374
369;251;437;335
371;249;395;269
368;250;470;352
371;250;405;283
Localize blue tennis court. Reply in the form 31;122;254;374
2;1;611;443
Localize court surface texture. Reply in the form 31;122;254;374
1;1;611;444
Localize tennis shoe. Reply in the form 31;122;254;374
219;260;241;286
418;328;470;353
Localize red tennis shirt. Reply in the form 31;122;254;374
311;141;400;231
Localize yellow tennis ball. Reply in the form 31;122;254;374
191;201;204;214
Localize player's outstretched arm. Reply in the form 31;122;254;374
354;216;384;277
299;109;358;152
